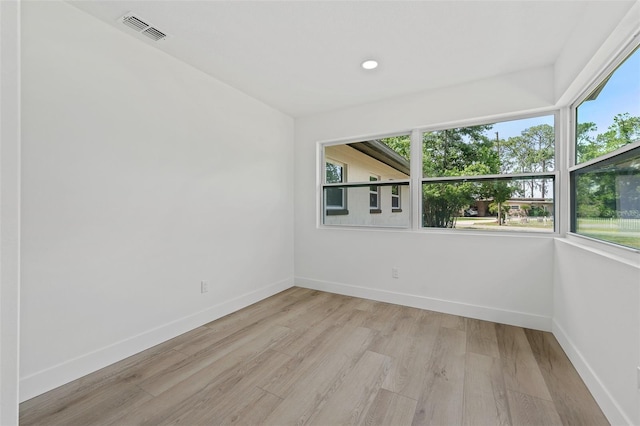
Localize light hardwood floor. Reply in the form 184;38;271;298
20;287;609;425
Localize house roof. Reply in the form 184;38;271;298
349;140;410;176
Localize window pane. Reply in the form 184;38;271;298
422;116;555;177
326;187;344;208
323;183;410;227
369;176;380;208
576;47;640;164
369;191;379;209
326;162;343;183
422;177;555;232
572;147;640;250
391;184;400;209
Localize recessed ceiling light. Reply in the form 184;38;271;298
361;59;378;70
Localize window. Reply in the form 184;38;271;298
572;148;640;249
369;175;381;213
325;160;347;215
391;185;401;211
322;135;411;227
421;115;556;232
572;45;640;250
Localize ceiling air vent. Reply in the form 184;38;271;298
120;13;168;42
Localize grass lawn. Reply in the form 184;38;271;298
576;218;640;250
453;216;554;232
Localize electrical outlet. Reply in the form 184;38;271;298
392;267;399;279
200;280;209;294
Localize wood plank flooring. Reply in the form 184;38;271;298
19;287;609;425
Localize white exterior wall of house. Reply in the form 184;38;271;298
324;144;410;227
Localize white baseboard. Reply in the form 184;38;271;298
20;277;294;402
295;277;552;331
552;320;633;426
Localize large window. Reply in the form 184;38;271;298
421;115;556;233
322;135;411;227
321;117;558;232
572;46;640;250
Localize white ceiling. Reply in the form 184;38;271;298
69;1;635;117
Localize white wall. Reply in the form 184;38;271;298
553;0;639;103
551;4;640;424
294;34;640;425
295;68;557;331
14;3;640;424
19;1;294;401
553;239;640;425
554;1;640;105
1;0;21;423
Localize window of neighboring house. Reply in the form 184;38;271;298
369;175;381;213
322;135;411;227
324;160;347;215
421;114;556;232
391;184;401;212
571;45;640;250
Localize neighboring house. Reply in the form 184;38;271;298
324;141;410;227
505;198;554;218
475;198;554;218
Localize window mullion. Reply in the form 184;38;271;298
410;129;422;231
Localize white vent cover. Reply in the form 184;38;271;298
120;13;168;42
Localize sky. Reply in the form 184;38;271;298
491;115;554;140
577;47;640;136
490;47;639;140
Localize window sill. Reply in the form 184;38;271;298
392;208;402;213
369;209;382;214
563;233;640;265
326;209;349;216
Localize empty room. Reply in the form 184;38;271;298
1;0;640;425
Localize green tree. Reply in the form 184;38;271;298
423;181;478;228
576;121;599;163
489;201;510;224
380;135;411;161
500;124;554;197
422;125;501;227
484;180;516;225
577;113;640;163
595;113;640;154
575;114;640;220
423;125;499;177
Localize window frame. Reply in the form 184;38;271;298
369;175;381;213
391;184;401;212
568;39;640;252
319;113;561;235
324;158;348;215
320;133;412;228
418;111;560;234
